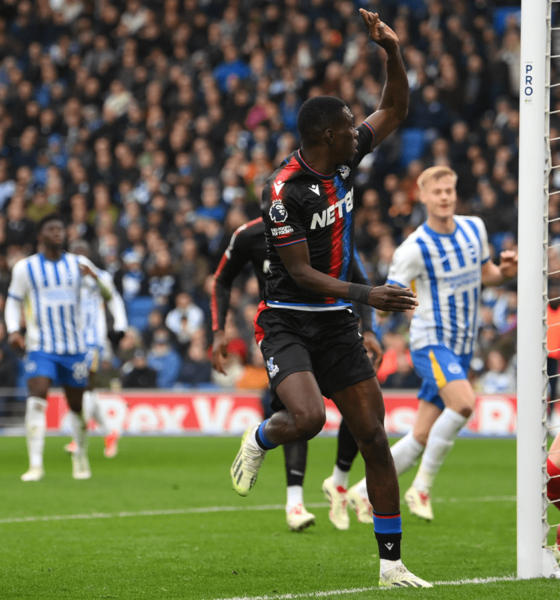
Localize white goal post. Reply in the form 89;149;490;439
518;0;560;579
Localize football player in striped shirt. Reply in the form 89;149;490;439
384;166;517;521
5;214;106;481
62;239;128;459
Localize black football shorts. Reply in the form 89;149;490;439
255;306;375;411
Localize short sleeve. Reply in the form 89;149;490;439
353;122;375;166
268;185;307;248
477;219;491;264
7;259;29;301
387;242;422;289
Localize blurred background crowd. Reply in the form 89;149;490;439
0;0;528;408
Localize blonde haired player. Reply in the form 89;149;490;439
347;166;517;520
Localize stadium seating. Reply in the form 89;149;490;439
125;297;155;332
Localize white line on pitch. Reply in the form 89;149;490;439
0;496;516;525
204;575;520;600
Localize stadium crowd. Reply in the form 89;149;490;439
0;0;525;398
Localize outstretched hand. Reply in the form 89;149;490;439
498;250;518;280
212;330;229;375
367;284;418;312
359;9;399;51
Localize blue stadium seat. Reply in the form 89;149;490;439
399;128;427;168
126;296;155;332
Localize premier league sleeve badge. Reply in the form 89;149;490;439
270;200;288;224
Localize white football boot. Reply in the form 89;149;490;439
231;425;266;496
21;467;44;482
404;486;433;521
72;453;92;480
379;563;433;588
286;504;315;532
322;476;349;530
347;483;373;524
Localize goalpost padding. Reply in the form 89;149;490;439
518;0;560;579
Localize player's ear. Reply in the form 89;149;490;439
324;128;335;146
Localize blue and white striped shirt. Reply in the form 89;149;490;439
387;216;490;355
81;268;128;350
6;253;94;355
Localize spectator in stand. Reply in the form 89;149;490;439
177;331;213;388
0;0;525;396
383;352;423;390
235;341;269;391
147;327;181;388
122;349;157;389
165;292;205;353
477;350;516;395
5;198;36;251
114;251;149;303
147;247;178;311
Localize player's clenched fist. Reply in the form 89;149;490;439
367;284;418;312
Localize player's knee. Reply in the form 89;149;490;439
414;430;430;446
28;381;49;399
293;408;325;440
455;404;473;419
358;421;389;455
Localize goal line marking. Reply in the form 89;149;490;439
0;496;516;525
205;576;519;600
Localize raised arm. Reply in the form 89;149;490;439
360;10;409;149
277;241;417;312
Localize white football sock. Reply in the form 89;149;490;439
68;409;88;457
286;485;304;511
413;408;467;493
25;397;47;468
82;391;94;422
88;390;110;436
353;477;368;497
391;431;425;476
332;465;350;489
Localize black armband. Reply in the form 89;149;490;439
347;283;372;304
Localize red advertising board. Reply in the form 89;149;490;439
45;390;520;436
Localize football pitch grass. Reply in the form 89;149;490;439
0;436;558;599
